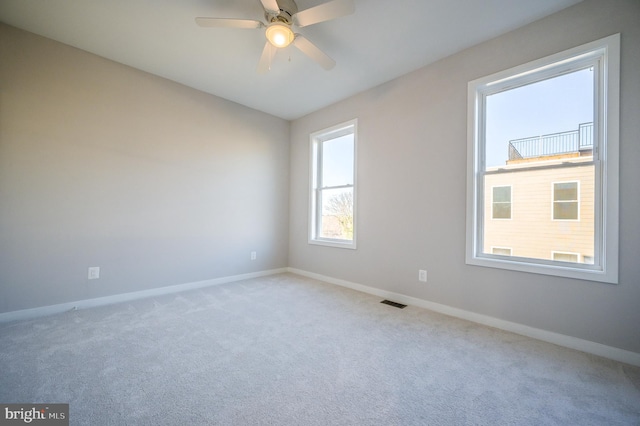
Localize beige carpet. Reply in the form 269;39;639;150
1;273;639;425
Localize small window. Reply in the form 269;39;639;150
309;119;357;249
553;182;579;220
492;247;512;256
552;252;579;263
492;186;511;219
466;34;619;284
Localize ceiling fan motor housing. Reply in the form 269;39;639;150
267;0;298;25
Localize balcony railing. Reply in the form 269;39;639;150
508;122;593;161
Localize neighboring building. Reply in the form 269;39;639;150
483;123;594;264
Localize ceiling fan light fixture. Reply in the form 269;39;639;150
266;22;294;48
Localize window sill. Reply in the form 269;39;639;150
309;238;357;250
465;254;617;284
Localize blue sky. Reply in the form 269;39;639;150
322;134;354;187
485;67;594;168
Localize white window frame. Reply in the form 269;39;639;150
552;181;580;221
466;34;619;284
309;119;357;249
492;185;512;220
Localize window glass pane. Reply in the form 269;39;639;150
554;201;578;220
485;68;594;169
492;203;511;219
322;135;354;187
554;182;578;201
320;187;353;240
482;67;595;264
493;186;511;202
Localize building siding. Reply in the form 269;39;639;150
483;160;594;262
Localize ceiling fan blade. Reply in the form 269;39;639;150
260;0;281;15
257;41;277;74
195;17;263;29
294;0;354;27
292;35;336;70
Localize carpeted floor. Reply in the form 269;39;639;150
1;273;639;425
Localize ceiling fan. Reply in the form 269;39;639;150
195;0;355;73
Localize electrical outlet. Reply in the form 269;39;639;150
250;251;257;260
88;267;100;280
418;269;427;282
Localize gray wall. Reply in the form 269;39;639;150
289;0;640;353
2;0;638;354
0;23;290;313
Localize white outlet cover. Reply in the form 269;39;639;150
88;267;100;280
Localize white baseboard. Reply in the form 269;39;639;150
288;267;640;367
0;268;287;324
4;266;638;367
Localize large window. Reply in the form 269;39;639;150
309;119;357;248
466;35;619;283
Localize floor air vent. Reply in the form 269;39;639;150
380;300;407;309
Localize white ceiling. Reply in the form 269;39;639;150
0;0;582;120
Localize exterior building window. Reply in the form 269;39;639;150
466;34;619;283
553;181;579;220
492;247;512;256
309;119;357;249
552;252;580;263
492;186;511;219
